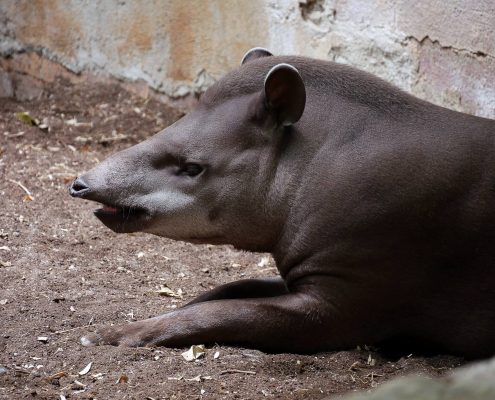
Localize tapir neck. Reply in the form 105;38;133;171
263;123;328;256
269;91;413;277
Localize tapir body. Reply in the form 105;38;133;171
70;49;495;358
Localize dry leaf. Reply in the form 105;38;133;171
367;354;376;367
72;380;86;389
66;118;92;128
78;362;92;376
116;373;128;384
38;123;49;132
63;176;76;185
74;136;91;143
167;376;183;381
181;344;206;361
349;361;365;371
15;112;39;127
257;257;270;268
156;285;182;298
46;371;67;381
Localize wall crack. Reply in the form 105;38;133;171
404;35;494;60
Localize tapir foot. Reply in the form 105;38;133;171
80;320;158;347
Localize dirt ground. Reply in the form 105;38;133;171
0;80;463;400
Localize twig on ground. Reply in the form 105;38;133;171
4;132;25;138
218;369;256;376
8;179;34;199
54;323;94;335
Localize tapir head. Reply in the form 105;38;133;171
70;48;306;252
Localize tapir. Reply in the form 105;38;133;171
70;48;495;358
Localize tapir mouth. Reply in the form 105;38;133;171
93;203;149;233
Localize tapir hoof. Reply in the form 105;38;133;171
80;321;158;347
80;333;101;347
80;331;141;347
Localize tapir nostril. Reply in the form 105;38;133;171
70;177;90;198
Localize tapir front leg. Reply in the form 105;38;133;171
81;291;344;353
185;277;288;305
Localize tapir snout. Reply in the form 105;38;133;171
69;171;151;234
69;177;90;198
69;142;161;234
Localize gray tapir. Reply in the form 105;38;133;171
70;48;495;358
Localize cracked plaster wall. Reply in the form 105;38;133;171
0;0;494;118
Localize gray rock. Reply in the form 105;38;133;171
339;357;495;400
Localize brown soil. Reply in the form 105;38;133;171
0;80;463;400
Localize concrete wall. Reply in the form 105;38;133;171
1;0;494;118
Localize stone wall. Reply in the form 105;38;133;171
1;0;494;118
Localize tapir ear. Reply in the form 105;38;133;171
264;63;306;126
241;47;273;65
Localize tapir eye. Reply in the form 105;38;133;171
177;162;204;177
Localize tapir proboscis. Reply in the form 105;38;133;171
70;48;495;358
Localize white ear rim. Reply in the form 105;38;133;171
263;63;301;87
240;47;273;66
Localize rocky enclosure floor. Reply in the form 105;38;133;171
0;80;462;399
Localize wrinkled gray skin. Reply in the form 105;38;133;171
70;48;495;358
